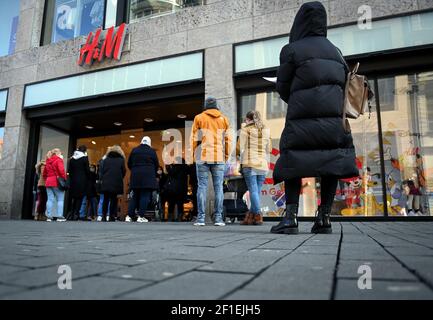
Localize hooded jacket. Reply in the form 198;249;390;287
273;1;358;183
100;146;126;195
68;151;90;198
35;160;47;187
190;109;232;163
43;155;67;188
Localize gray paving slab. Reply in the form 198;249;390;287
0;261;123;288
335;279;433;300
3;276;150;300
337;260;417;281
120;271;253;300
102;259;205;281
198;249;290;274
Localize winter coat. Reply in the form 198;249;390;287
190;109;232;163
87;171;98;197
35;160;47;187
236;123;272;173
100;148;126;195
128;144;159;190
273;1;358;183
164;163;188;197
68;151;90;198
43;155;67;188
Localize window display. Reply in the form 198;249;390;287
239;72;433;217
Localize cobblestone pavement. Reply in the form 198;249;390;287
0;221;432;300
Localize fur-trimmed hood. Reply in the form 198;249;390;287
106;145;125;159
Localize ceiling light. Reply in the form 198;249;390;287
114;122;123;126
129;135;135;138
85;125;94;130
144;118;154;123
177;114;187;119
91;141;96;145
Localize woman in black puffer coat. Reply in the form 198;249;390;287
271;2;358;235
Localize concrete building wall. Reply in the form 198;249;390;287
0;0;431;218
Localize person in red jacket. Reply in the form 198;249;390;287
43;148;67;222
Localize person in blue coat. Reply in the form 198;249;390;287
126;136;159;223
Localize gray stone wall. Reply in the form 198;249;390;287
0;0;431;218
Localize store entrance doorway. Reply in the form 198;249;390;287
26;95;203;220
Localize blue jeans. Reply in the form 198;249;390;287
46;187;65;218
242;168;266;215
81;196;98;218
97;194;106;217
79;196;87;218
128;189;152;218
196;163;225;224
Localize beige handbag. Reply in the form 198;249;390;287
342;62;374;133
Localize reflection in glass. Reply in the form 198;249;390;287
51;0;105;43
0;127;4;160
105;0;118;28
379;73;433;216
0;0;20;57
129;0;203;23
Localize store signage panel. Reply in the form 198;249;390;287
24;52;203;107
235;11;433;73
78;23;128;66
0;90;7;112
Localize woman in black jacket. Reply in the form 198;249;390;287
272;2;358;235
100;145;126;221
68;145;90;221
126;136;159;223
165;157;188;222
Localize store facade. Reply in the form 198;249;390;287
0;0;432;220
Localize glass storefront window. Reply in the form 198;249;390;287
105;0;118;29
335;82;386;217
0;90;7;112
0;0;20;57
0;127;4;160
128;0;204;23
379;72;433;216
42;0;106;44
24;51;203;107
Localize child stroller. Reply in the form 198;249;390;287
223;176;249;223
143;190;163;221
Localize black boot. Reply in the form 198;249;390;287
270;204;299;235
311;205;332;234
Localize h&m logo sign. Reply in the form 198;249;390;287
78;23;128;66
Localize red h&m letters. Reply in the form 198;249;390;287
78;23;127;66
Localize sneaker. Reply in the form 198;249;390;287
193;222;205;226
97;216;103;222
46;218;52;222
125;216;132;222
214;222;226;227
136;217;149;223
106;216;110;222
408;210;416;216
57;217;66;222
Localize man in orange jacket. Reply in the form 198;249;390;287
190;97;232;226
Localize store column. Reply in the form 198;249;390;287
0;0;44;219
204;45;237;222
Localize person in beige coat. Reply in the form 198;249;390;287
237;111;272;225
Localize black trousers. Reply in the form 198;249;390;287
168;195;184;222
71;196;84;219
102;193;118;219
285;177;338;208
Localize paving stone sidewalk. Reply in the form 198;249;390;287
0;221;433;300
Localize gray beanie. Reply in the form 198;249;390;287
204;96;219;110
